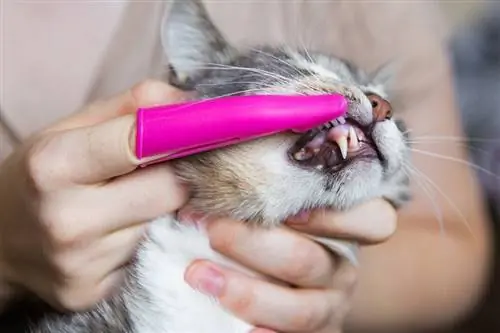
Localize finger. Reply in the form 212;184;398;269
47;164;188;239
77;269;126;311
47;224;144;284
36;82;187;184
204;218;336;288
33;113;137;185
83;224;146;277
29;264;126;311
330;258;358;295
251;329;278;333
59;269;126;311
43;227;144;311
96;269;126;302
185;260;339;333
49;80;188;132
88;163;187;233
286;199;398;244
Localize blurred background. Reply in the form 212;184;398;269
436;2;500;332
440;1;485;30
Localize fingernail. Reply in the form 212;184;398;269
185;263;225;297
287;210;311;224
133;80;184;106
137;153;175;167
145;83;175;104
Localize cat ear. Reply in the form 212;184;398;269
161;0;235;88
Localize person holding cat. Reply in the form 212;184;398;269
0;1;492;333
0;78;396;333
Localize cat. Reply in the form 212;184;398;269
27;0;411;332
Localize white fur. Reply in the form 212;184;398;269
126;157;362;333
127;216;254;333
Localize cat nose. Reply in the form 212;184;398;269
367;93;392;122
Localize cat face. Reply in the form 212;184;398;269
163;0;411;225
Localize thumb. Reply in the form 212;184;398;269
42;81;189;184
49;80;188;132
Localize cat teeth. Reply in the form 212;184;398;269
348;126;359;151
329;125;360;159
292;119;361;163
327;124;349;159
321;116;346;131
293;149;312;161
335;135;348;159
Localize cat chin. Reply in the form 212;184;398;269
173;121;403;227
178;153;386;227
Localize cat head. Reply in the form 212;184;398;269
162;0;411;225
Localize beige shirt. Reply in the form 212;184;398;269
1;0;449;161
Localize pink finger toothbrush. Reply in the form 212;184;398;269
135;94;347;167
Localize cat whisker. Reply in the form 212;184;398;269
168;86;281;112
410;148;500;180
404;162;476;240
301;46;316;66
401;128;414;137
296;47;322;83
287;47;324;85
188;66;293;86
197;81;274;87
402;163;445;236
198;63;299;88
406;140;493;157
409;135;500;143
249;48;306;77
291;4;327;79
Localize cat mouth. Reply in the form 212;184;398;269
288;117;381;172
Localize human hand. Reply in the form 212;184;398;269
183;199;397;333
0;80;189;311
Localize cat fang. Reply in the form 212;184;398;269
290;116;379;172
